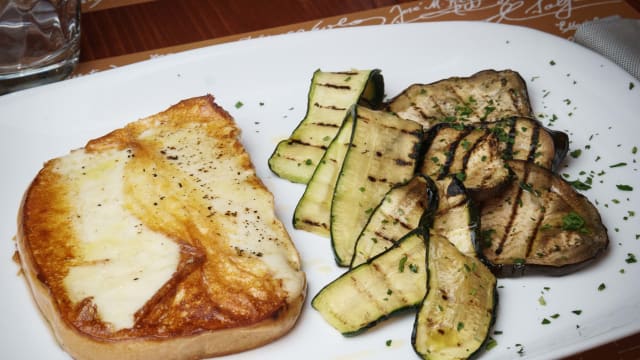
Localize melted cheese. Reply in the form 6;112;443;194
59;149;180;331
141;125;305;301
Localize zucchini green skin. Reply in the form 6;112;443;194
477;160;609;277
268;69;384;184
312;230;428;336
330;106;423;266
412;233;498;360
292;109;355;237
350;175;438;268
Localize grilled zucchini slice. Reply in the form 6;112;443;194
412;232;497;360
292;109;355;237
312;230;428;336
331;106;423;266
269;69;384;183
350;175;438;268
478;160;609;276
387;69;532;128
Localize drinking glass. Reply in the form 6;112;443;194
0;0;80;95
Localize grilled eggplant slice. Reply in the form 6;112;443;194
420;116;569;200
420;124;512;200
412;232;497;360
484;117;569;171
387;69;532;129
350;175;438;268
269;69;384;183
292;109;355;237
478;160;609;277
331;106;423;266
432;177;480;259
312;230;428;336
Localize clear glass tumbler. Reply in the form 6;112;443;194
0;0;80;95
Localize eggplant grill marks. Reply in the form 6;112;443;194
386;69;534;129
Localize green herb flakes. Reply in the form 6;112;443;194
616;184;634;191
398;255;408;272
541;318;551;325
630;82;636;90
610;162;627;168
457;322;465;331
485;337;498;351
572;310;582;315
569;149;582;158
234;101;244;109
562;212;586;232
538;296;547;306
598;283;606;291
625;253;637;264
385;339;392;347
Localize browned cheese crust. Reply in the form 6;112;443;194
16;95;306;360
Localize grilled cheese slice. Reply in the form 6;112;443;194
16;95;306;360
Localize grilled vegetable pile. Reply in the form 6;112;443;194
269;69;609;359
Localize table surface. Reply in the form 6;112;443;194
75;1;640;359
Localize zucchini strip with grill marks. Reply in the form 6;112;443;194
478;160;609;277
269;69;384;183
350;175;438;268
331;106;423;266
292;110;355;237
412;232;497;360
312;230;428;336
387;69;532;129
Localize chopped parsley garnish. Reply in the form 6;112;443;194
541;318;551;325
538;296;547;306
598;283;606;291
485;337;498;350
386;339;392;347
625;253;637;264
562;212;586;232
457;322;465;331
630;82;636;90
609;162;627;168
569;149;582;158
616;184;634;191
398;255;408;272
234;101;244;109
572;310;582;315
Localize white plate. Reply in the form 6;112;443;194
1;22;638;360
